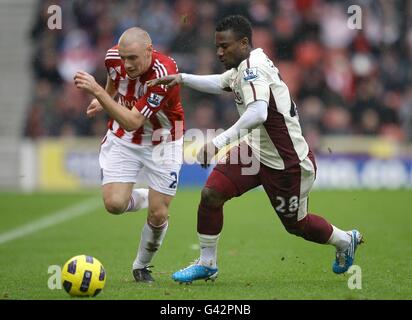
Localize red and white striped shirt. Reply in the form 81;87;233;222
105;45;184;145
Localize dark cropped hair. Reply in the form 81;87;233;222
216;15;253;46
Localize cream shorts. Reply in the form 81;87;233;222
99;131;183;196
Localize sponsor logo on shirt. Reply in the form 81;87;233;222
147;93;164;108
243;67;258;81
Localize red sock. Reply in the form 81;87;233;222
284;213;333;244
197;200;223;235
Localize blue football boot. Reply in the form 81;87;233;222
172;259;218;284
333;229;364;274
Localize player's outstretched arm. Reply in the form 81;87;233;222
75;71;144;131
148;73;224;94
147;74;183;88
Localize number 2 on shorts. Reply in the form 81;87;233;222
169;172;178;189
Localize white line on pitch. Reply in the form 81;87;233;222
0;197;101;245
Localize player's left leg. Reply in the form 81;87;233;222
196;143;260;270
172;143;261;283
132;188;173;283
132;139;183;282
261;151;363;273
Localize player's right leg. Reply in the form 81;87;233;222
99;132;149;215
172;143;260;283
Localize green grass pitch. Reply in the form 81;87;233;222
0;189;411;300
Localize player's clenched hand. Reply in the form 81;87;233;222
86;99;103;118
74;71;102;96
146;74;183;88
197;141;219;168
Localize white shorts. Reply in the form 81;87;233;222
99;131;183;196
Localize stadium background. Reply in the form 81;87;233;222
0;0;411;300
1;0;412;190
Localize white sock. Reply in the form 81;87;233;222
198;233;220;268
126;188;149;213
327;225;351;251
133;220;168;270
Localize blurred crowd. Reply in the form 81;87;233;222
25;0;412;150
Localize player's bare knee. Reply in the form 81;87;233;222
148;207;168;226
103;195;127;215
201;187;227;208
104;202;125;215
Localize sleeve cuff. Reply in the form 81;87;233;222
212;133;230;149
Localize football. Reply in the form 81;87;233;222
61;255;106;297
